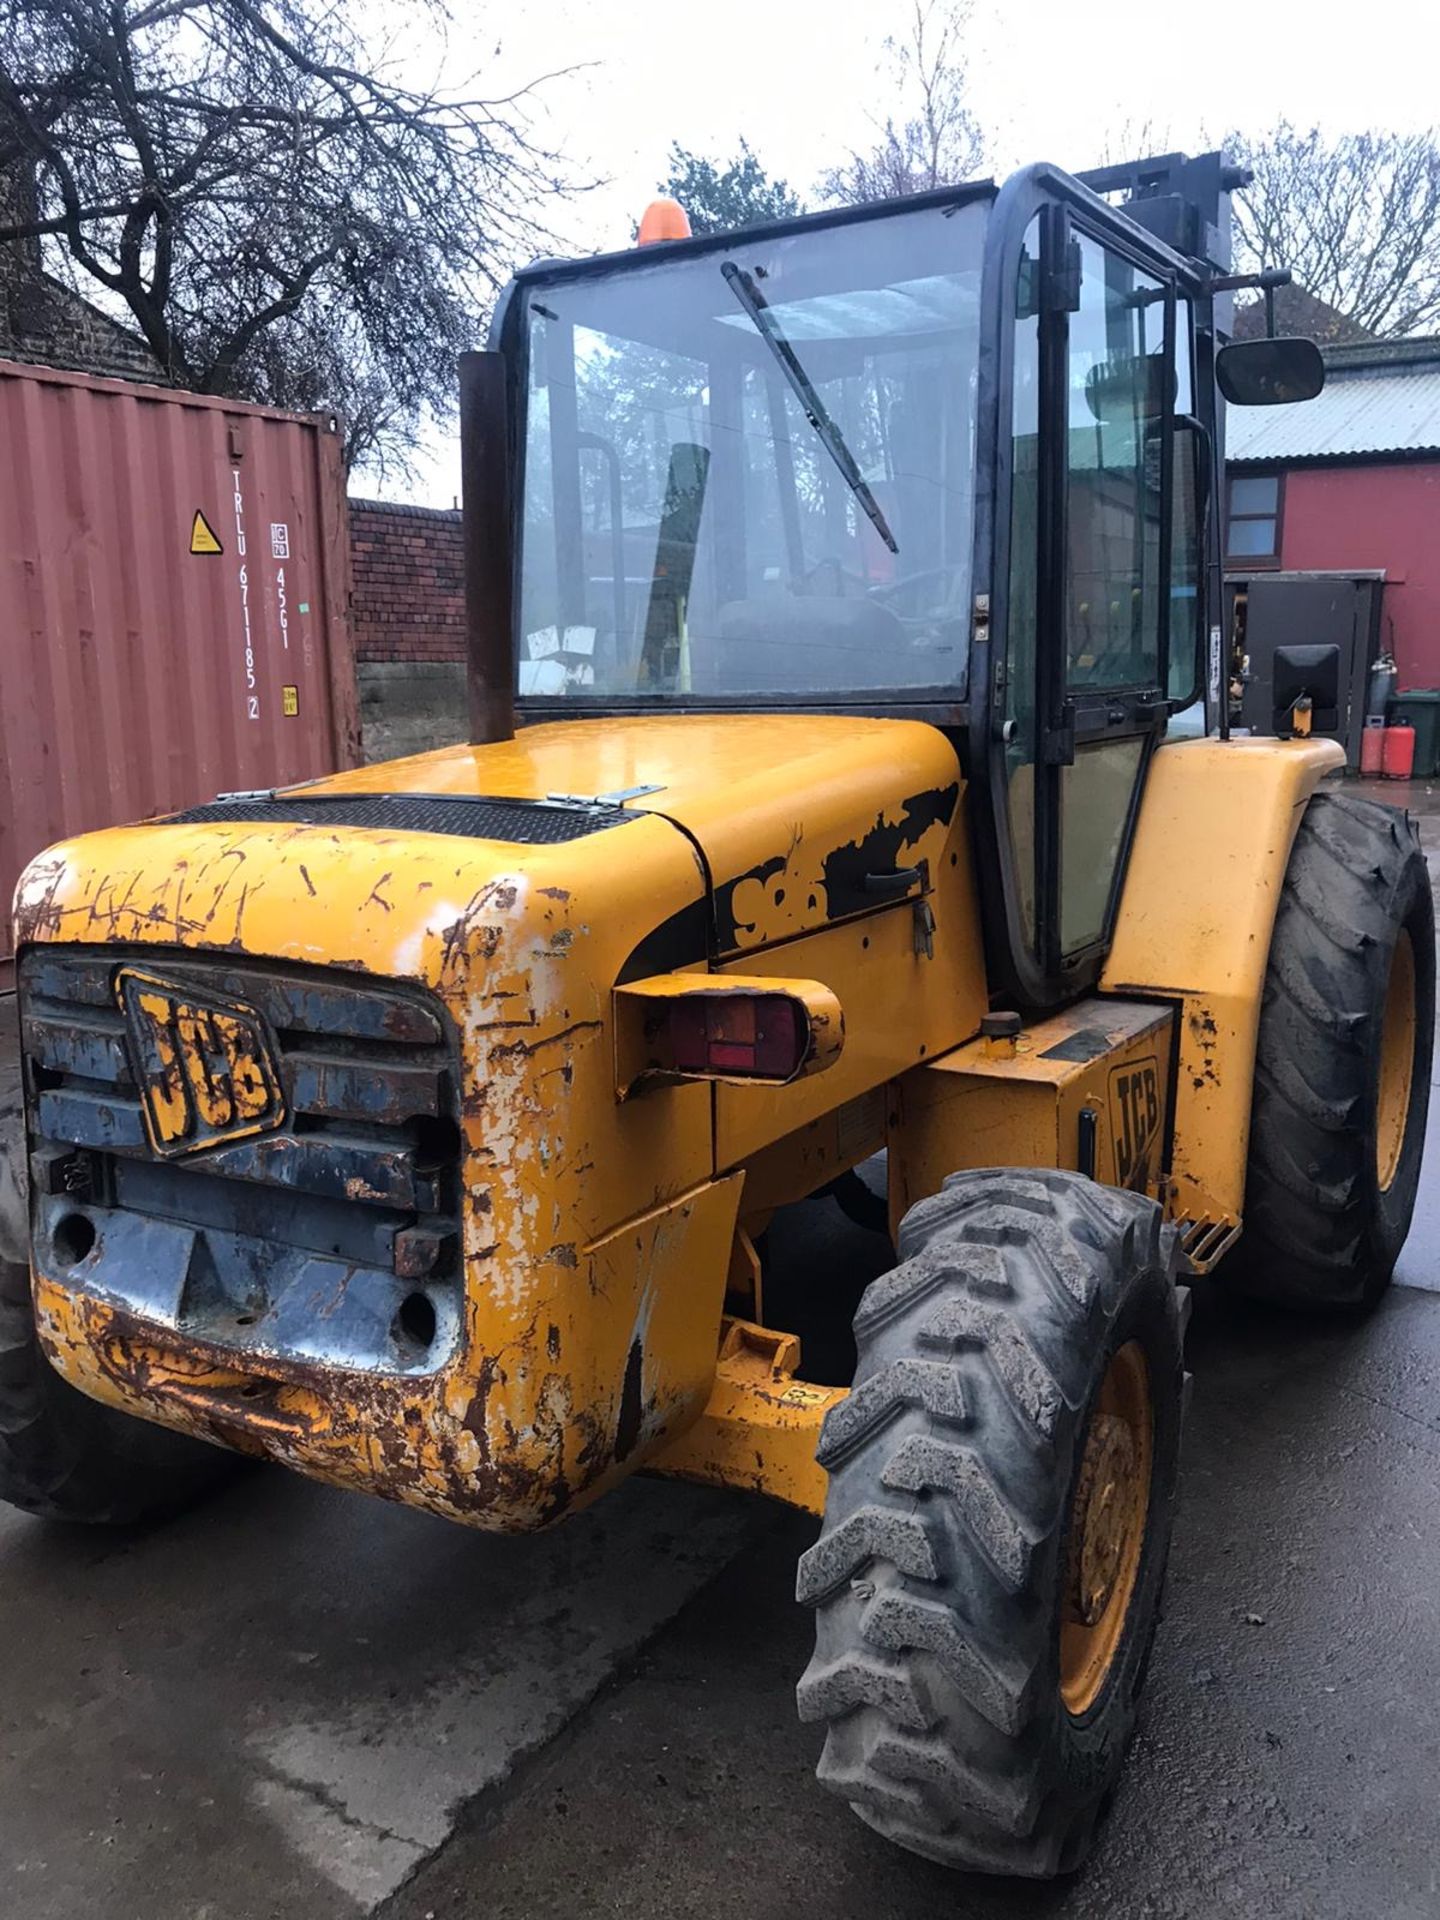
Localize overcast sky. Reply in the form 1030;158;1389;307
358;0;1440;506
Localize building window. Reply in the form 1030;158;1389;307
1226;473;1284;564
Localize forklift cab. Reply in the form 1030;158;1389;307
492;153;1313;1010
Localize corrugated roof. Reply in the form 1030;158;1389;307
1227;359;1440;463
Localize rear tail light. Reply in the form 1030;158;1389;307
668;993;807;1079
615;973;844;1095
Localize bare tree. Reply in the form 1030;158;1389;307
1228;122;1440;338
1088;121;1175;172
0;0;578;470
820;0;985;208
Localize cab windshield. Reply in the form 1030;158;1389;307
516;198;989;699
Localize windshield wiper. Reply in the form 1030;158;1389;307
720;260;898;556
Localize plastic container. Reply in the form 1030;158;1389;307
1360;715;1387;777
1382;721;1416;781
1386;689;1440;779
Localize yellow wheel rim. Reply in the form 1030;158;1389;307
1376;929;1417;1193
1059;1341;1153;1719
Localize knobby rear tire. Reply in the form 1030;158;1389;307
797;1168;1184;1877
1235;790;1435;1311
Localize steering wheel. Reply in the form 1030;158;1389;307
867;564;967;614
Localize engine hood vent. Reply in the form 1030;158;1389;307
167;792;642;845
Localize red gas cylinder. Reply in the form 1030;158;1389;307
1383;722;1416;780
1361;717;1387;776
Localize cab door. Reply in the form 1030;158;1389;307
991;202;1194;1005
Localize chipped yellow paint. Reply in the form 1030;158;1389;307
294;712;968;955
21;715;1340;1522
889;998;1175;1234
16;714;982;1528
648;1318;844;1514
712;786;988;1168
1102;734;1343;1232
129;988;191;1144
33;1167;738;1522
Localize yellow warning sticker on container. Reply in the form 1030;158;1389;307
282;685;299;717
190;510;223;555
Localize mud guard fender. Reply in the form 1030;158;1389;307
1100;735;1344;1239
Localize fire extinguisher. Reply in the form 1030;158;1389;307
1368;652;1398;720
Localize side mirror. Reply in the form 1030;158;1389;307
1216;336;1325;407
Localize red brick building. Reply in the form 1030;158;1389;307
1225;338;1440;691
1;166;164;382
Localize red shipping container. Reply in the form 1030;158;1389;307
0;359;360;981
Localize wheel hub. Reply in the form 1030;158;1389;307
1059;1341;1153;1718
1066;1413;1139;1625
1376;927;1417;1193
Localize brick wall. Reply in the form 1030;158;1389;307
2;279;166;383
3;263;167;386
3;164;165;383
349;498;467;665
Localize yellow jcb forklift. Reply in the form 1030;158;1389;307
3;152;1432;1876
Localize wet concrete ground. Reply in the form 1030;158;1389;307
0;1468;757;1918
383;1245;1440;1920
6;1172;1438;1920
1;774;1437;1919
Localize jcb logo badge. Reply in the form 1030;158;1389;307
1109;1057;1160;1193
116;969;284;1157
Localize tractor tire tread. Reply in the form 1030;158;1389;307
1234;790;1434;1311
799;1170;1183;1877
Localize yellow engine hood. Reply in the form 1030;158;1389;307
13;712;962;1253
300;713;963;953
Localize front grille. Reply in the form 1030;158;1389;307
20;947;462;1375
167;792;641;844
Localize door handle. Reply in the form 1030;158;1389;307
863;866;923;897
